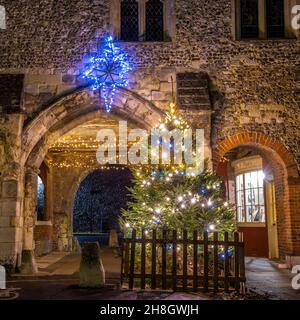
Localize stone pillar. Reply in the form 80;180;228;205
79;242;105;288
20;167;38;274
53;212;70;252
0;167;23;272
109;229;119;248
0;98;24;272
0;265;6;289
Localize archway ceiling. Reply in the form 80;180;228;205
47;115;136;154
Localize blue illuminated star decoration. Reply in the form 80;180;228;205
81;36;132;112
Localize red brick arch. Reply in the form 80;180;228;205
213;131;299;178
214;130;300;258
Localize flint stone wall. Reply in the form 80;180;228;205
0;0;298;167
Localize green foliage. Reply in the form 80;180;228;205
120;103;236;235
120;165;236;235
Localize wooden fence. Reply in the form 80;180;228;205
121;229;246;293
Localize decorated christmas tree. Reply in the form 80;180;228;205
120;103;236;235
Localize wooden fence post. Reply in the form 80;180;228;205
239;232;246;294
193;230;198;292
141;229;146;290
172;230;177;291
151;229;157;289
234;231;240;293
224;232;229;293
129;229;136;290
182;230;188;291
162;229;167;290
120;240;125;286
123;240;130;277
213;232;219;293
203;231;209;292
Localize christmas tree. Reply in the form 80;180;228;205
120;103;236;234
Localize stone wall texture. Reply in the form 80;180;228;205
0;0;299;167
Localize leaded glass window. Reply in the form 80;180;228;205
236;170;265;223
240;0;259;39
121;0;139;41
266;0;285;38
146;0;164;41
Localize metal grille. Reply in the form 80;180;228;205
240;0;259;39
266;0;285;38
121;0;139;41
146;0;164;41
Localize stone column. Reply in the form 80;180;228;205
109;229;119;248
0;161;23;272
20;167;38;274
79;242;105;288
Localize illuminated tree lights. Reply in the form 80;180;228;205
120;103;236;234
121;165;236;233
81;36;132;112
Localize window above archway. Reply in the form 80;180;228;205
146;0;164;41
111;0;174;42
235;0;295;39
240;0;259;39
266;0;285;38
120;0;139;41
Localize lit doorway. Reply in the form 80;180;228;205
219;151;279;259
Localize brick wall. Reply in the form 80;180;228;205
215;131;300;258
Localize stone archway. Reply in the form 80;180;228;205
22;86;163;169
19;86;163;272
52;167;98;252
213;130;300;259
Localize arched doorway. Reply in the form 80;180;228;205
73;167;132;246
19;86;163;273
214;131;300;259
218;149;277;257
21;86;163;168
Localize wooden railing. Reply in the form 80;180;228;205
121;229;246;293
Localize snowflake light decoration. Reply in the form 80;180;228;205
81;36;132;112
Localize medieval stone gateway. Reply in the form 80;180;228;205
0;1;299;284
